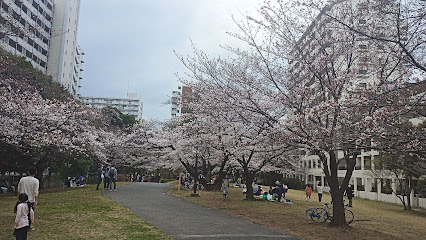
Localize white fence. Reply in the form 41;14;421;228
357;190;426;208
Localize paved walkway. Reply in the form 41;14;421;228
104;182;300;240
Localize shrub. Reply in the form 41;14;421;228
281;177;305;190
416;179;426;197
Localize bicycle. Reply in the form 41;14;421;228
306;203;332;223
306;202;354;224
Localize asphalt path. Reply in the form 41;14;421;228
104;182;301;240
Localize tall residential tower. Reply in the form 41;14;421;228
47;0;83;97
0;0;84;98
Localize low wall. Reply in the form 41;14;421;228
357;190;426;208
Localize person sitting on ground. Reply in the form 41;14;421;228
252;183;259;195
262;191;268;200
282;183;288;200
269;185;275;195
270;186;278;200
275;184;285;202
254;186;263;196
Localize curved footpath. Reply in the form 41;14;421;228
104;182;301;240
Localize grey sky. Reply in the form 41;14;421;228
77;0;261;121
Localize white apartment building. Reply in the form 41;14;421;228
0;0;54;73
71;43;83;96
291;0;425;208
47;0;82;98
80;93;143;120
0;0;83;97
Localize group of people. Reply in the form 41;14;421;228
255;181;289;203
132;173;161;183
305;183;354;207
242;181;290;203
96;164;118;191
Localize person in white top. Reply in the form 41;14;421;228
18;166;39;209
317;182;324;203
14;193;34;240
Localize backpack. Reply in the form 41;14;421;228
109;168;116;178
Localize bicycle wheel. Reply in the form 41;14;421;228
311;208;328;223
306;208;315;221
345;209;354;224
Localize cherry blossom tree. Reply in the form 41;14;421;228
174;45;302;199
0;50;133;183
169;0;425;225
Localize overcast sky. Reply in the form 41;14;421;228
77;0;261;121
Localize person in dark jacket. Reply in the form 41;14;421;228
96;165;103;190
275;184;285;202
345;184;354;207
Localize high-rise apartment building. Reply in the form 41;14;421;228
171;86;192;117
0;0;83;98
0;0;54;73
47;0;82;98
80;93;143;120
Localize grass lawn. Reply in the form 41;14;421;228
171;185;426;240
0;183;172;240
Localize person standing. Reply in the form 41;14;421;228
345;184;354;207
17;166;39;209
14;193;34;240
104;166;110;190
96;165;103;190
305;185;312;202
109;165;118;191
317;183;324;203
221;178;229;200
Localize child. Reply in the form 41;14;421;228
14;193;34;240
262;191;268;200
305;185;312;202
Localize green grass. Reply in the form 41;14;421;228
171;185;426;240
0;184;172;240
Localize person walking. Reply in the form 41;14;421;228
317;183;324;203
17;166;39;210
305;185;312;202
345;184;354;207
96;165;103;190
104;166;110;190
221;178;229;200
14;193;34;240
109;165;118;191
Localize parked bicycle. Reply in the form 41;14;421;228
306;201;354;224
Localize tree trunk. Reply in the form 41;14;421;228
331;191;346;225
212;155;229;190
244;173;254;200
406;177;412;210
325;150;355;226
193;157;198;195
